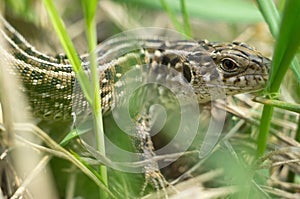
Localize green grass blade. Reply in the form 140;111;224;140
256;0;300;156
296;119;300;142
115;0;263;22
290;59;300;84
159;0;192;37
81;0;98;23
42;0;92;103
254;97;300;114
268;0;300;92
256;0;300;84
257;105;273;157
43;0;109;195
81;0;108;191
256;0;280;36
159;0;184;33
180;0;192;37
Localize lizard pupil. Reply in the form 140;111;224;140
221;58;238;72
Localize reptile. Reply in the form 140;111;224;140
0;17;270;120
0;16;270;192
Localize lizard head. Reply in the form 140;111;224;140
184;41;271;103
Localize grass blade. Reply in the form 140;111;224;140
256;0;280;36
81;0;108;192
268;0;300;91
159;0;184;33
254;97;300;114
117;0;263;22
180;0;192;37
42;0;108;195
256;0;300;156
42;0;92;103
256;0;300;84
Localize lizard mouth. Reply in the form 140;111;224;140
205;73;269;91
205;84;265;90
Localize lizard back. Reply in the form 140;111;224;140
0;17;270;121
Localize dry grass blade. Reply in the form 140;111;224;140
0;21;57;198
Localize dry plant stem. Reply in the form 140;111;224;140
143;170;236;199
65;165;77;199
10;156;51;199
0;23;57;198
261;185;299;199
13;123;116;198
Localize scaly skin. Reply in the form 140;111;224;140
0;15;271;194
0;17;270;121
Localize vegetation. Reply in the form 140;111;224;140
1;0;300;198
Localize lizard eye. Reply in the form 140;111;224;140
220;58;238;72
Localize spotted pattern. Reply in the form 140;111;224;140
0;17;270;120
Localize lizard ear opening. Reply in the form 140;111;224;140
183;63;192;82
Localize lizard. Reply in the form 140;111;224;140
0;15;270;194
